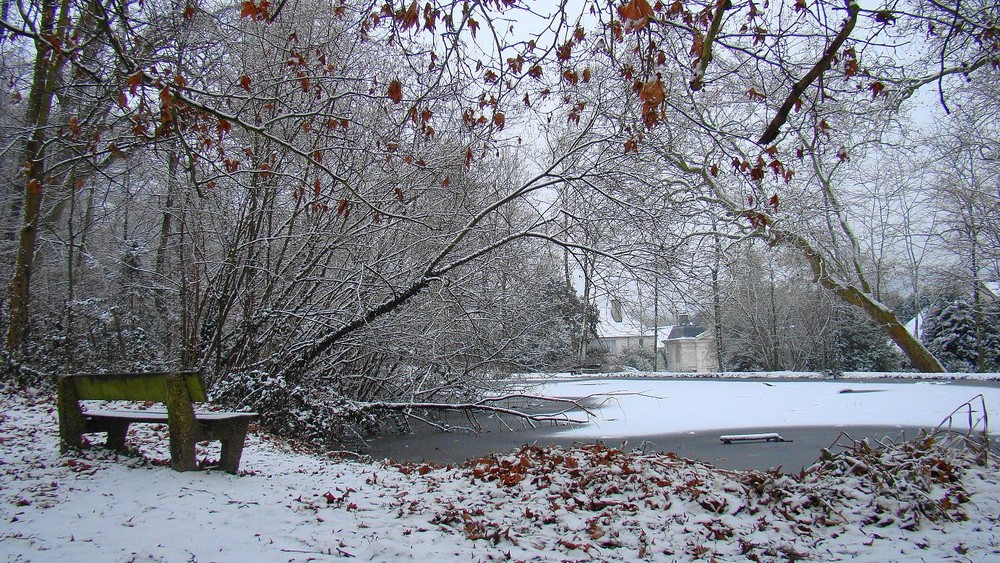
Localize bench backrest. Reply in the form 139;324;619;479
60;372;207;403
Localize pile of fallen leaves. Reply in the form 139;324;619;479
381;435;994;561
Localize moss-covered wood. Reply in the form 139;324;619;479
64;371;208;402
165;374;199;471
55;370;256;474
56;377;86;452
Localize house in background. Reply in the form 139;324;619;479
594;299;663;356
595;299;719;373
661;315;719;373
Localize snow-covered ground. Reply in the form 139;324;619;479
2;378;1000;562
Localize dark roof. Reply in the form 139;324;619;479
666;324;708;339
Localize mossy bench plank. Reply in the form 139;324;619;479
57;371;257;474
66;372;208;402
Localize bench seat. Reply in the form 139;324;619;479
83;409;257;423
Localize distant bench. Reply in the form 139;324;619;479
719;432;791;444
57;371;257;473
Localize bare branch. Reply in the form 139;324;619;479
758;1;860;146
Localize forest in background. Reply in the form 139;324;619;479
1;0;997;444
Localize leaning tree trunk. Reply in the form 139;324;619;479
779;229;945;373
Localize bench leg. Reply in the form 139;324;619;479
57;379;86;453
60;425;85;453
105;421;130;451
169;429;198;472
219;423;249;474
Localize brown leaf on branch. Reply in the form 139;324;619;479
844;58;859;77
127;72;143;95
398;0;419;30
217;118;232;137
240;0;256;18
556;41;573;62
423;4;437;31
619;0;655;31
507;55;524;74
611;21;624;41
639;78;665;106
387;79;403;103
690;31;704;59
639;79;664;127
874;10;896;25
240;0;269;21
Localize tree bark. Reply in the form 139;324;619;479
7;0;69;352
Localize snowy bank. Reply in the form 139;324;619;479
2;384;1000;561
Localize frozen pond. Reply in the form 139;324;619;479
368;377;1000;471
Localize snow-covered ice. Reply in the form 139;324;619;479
533;379;1000;439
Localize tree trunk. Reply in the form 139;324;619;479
7;0;70;352
154;151;178;358
778;229;945;373
711;230;725;371
578;254;593;363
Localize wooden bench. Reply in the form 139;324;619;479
57;371;257;473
